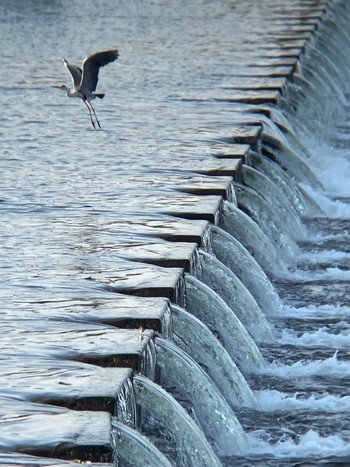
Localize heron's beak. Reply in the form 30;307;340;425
51;85;63;89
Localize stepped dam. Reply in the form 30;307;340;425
1;0;350;466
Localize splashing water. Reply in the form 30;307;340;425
254;390;350;413
244;429;350;459
260;352;350;379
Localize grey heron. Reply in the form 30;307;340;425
52;49;119;129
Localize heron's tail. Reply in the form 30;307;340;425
94;93;105;99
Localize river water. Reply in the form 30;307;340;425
1;0;350;466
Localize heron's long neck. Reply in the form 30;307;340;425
66;87;74;97
66;87;81;98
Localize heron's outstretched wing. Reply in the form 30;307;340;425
63;58;82;88
80;49;119;93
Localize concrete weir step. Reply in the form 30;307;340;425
1;363;132;414
214;143;251;161
215;89;281;105
0;452;114;467
138;156;243;177
109;192;223;223
69;294;172;334
100;216;210;246
139;173;235;198
110;241;198;271
222;76;287;91
230;125;263;152
99;264;185;302
0;399;114;463
4;320;154;371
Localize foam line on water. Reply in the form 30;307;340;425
254;390;350;412
260;352;350;379
298;249;350;262
243;429;350;459
279;328;350;348
290;267;350;282
281;304;350;319
309;232;350;243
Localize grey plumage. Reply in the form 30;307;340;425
52;49;119;128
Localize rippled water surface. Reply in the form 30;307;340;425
1;0;262;299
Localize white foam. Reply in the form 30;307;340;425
299;183;350;219
254;389;350;412
299;249;350;263
279;328;350;348
244;429;350;458
309;232;350;243
281;304;350;319
261;352;350;379
290;267;350;282
301;137;350;199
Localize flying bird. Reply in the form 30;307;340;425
52;49;119;129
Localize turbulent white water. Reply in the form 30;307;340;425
290;267;350;282
300;185;350;219
279;328;350;349
298;249;350;263
254;390;350;413
299;140;350;199
244;429;350;459
260;352;350;379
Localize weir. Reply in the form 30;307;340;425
2;0;350;466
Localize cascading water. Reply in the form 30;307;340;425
116;377;137;427
233;182;299;261
140;336;157;381
210;226;282;313
196;250;274;343
170;304;257;408
184;274;266;370
241;165;306;240
159;302;173;339
165;8;350;462
133;375;221;467
219;11;350;465
155;337;247;457
221;201;291;277
112;420;172;467
248;150;322;216
261;135;323;189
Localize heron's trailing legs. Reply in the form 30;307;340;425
90;102;101;129
83;99;101;129
83;99;96;128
